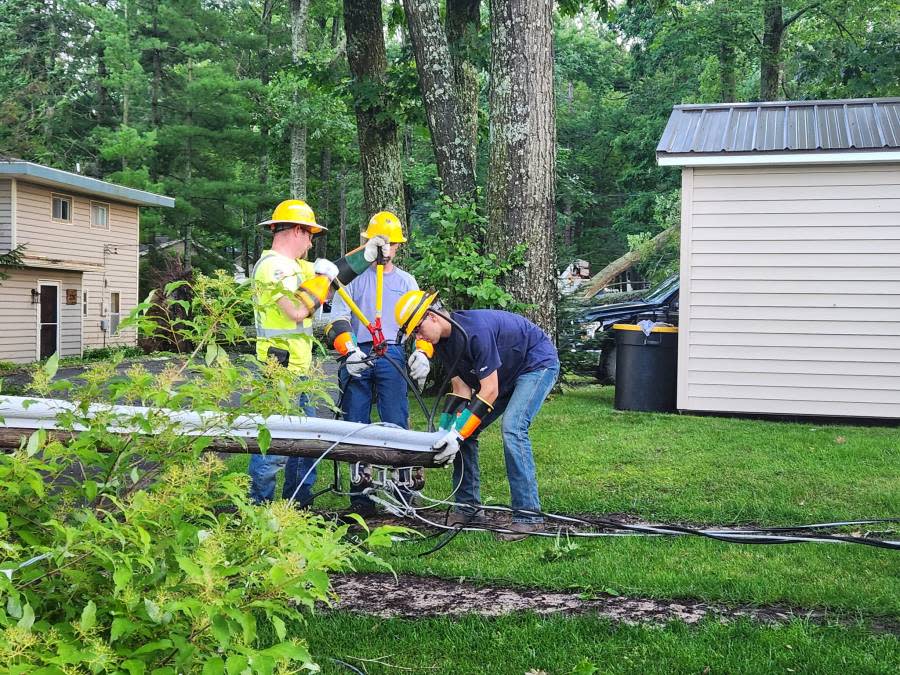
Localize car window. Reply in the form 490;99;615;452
643;275;678;303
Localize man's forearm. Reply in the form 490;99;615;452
277;295;312;323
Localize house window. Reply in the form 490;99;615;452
83;289;88;317
51;194;72;222
91;202;109;229
110;292;120;334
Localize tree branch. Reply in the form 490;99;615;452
783;2;820;30
819;9;861;46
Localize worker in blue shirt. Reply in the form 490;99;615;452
395;290;560;541
327;212;427;516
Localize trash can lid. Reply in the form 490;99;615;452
612;323;678;333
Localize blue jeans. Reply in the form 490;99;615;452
248;393;318;504
452;364;559;523
340;343;410;508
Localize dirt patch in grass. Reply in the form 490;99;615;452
329;573;899;634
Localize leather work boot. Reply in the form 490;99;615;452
493;521;543;542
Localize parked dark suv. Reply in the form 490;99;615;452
576;275;679;383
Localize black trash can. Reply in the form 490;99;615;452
612;323;678;412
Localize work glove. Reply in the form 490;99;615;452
431;429;461;466
345;346;372;378
407;348;431;389
313;257;339;281
363;234;391;263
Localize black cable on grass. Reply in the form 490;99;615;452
418;525;466;556
390;499;900;553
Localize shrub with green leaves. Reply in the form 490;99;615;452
406;196;525;311
0;271;404;672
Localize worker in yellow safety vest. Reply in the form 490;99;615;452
248;199;390;504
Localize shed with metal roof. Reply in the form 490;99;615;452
657;97;900;420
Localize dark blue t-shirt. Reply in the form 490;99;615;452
434;309;559;398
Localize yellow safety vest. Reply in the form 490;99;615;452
252;250;315;373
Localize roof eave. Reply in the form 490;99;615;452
672;97;900;111
0;161;175;208
657;149;900;167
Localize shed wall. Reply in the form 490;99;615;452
678;163;900;418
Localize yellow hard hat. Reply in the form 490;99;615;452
395;289;438;339
363;211;406;243
259;199;327;234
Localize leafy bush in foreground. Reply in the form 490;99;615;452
0;272;402;673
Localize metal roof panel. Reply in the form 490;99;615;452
817;105;850;149
696;108;731;152
787;105;816;150
847;104;877;148
875;102;900;147
657;97;900;158
755;107;785;150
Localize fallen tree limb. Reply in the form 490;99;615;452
579;225;677;299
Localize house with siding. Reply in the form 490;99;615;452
657;97;900;419
0;160;174;363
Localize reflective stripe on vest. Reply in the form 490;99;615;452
252;252;314;340
256;325;313;338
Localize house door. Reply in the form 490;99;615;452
39;283;59;360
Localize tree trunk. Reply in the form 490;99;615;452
403;0;475;205
446;0;481;181
339;174;348;255
719;42;736;102
760;0;784;101
256;0;275;260
486;0;557;337
343;0;405;222
151;10;161;129
290;0;309;200
315;147;331;258
241;210;250;277
184;60;193;272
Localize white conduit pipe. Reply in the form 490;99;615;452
0;395;443;465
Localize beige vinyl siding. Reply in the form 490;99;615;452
0;268;83;363
14;181;139;350
0;179;11;253
17;181;104;266
679;163;900;418
81;204;139;349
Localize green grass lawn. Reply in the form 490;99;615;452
234;384;899;672
231;385;899;614
407;386;899;525
311;386;900;615
302;614;899;675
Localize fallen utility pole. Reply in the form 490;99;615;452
0;396;443;468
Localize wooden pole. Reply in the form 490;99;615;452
0;428;440;468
